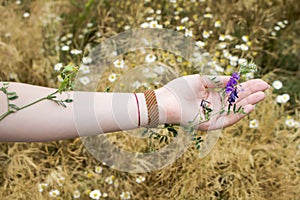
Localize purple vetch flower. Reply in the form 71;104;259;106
225;72;241;109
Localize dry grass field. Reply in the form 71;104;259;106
0;0;299;199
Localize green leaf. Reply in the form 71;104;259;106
141;129;148;136
233;104;236;113
9;104;19;110
64;99;73;103
220;110;225;115
8;94;18;100
64;65;74;72
7;92;16;95
105;87;111;92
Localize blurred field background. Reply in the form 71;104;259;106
0;0;299;199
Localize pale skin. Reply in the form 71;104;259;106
0;75;269;142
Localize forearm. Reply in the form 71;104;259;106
0;82;172;142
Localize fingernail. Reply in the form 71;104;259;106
267;84;271;89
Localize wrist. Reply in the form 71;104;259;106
155;87;180;125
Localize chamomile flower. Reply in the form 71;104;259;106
57;176;65;186
132;81;142;89
242;35;249;42
203;13;213;18
145;54;156;63
23;12;30;18
73;190;80;199
61;45;70;51
240;44;249;51
82;57;92;64
87;22;93;28
113;59;125;69
214;20;221;27
120;191;131;200
276;94;290;104
79;77;90;85
196;41;205;48
285;117;295;128
54;63;63;71
238;58;247;66
105;175;115;185
181;17;189;23
89;189;101;200
185;29;193;37
57;75;64;82
38;183;48;192
249;119;259;128
149;20;163;28
95;166;103;174
202;30;210;39
274;26;280;31
49;189;60;197
108;73;117;82
103;192;108;198
70;49;82;55
140;22;149;28
176;25;186;31
16;0;21;5
272;80;283;90
219;34;226;41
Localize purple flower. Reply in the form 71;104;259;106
225;72;241;109
225;72;240;94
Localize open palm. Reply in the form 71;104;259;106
156;74;269;130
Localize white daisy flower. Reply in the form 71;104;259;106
108;73;117;82
145;54;156;63
180;17;189;23
113;59;125;69
57;75;64;82
272;80;283;90
219;34;225;41
223;50;231;59
82;57;92;64
105;175;115;185
274;26;280;31
16;0;22;5
38;183;48;192
271;31;276;36
80;76;90;85
73;190;80;199
95;166;103;174
235;45;241;50
124;25;131;30
103;192;108;198
87;22;93;28
61;45;70;51
140;22;149;28
281;94;290;103
54;63;63;71
225;35;233;41
120;191;131;200
23;12;30;18
238;58;248;66
242;35;249;42
196;41;205;48
146;16;154;21
277;21;285;28
176;25;186;31
70;49;82;55
49;189;60;197
202;30;210;39
240;44;249;51
214;20;221;27
89;189;101;200
149;20;163;28
283;20;289;24
285;117;295;128
67;33;73;38
249;119;259;128
218;42;227;49
136;176;146;183
203;13;213;19
57;176;65;186
185;29;193;37
294;121;300;128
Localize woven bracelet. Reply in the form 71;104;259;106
143;90;159;128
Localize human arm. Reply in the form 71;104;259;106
0;75;269;142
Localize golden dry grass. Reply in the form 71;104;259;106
0;0;299;199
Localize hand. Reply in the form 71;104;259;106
155;74;269;130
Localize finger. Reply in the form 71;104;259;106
236;91;266;107
200;75;230;88
212;104;254;129
236;79;269;102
